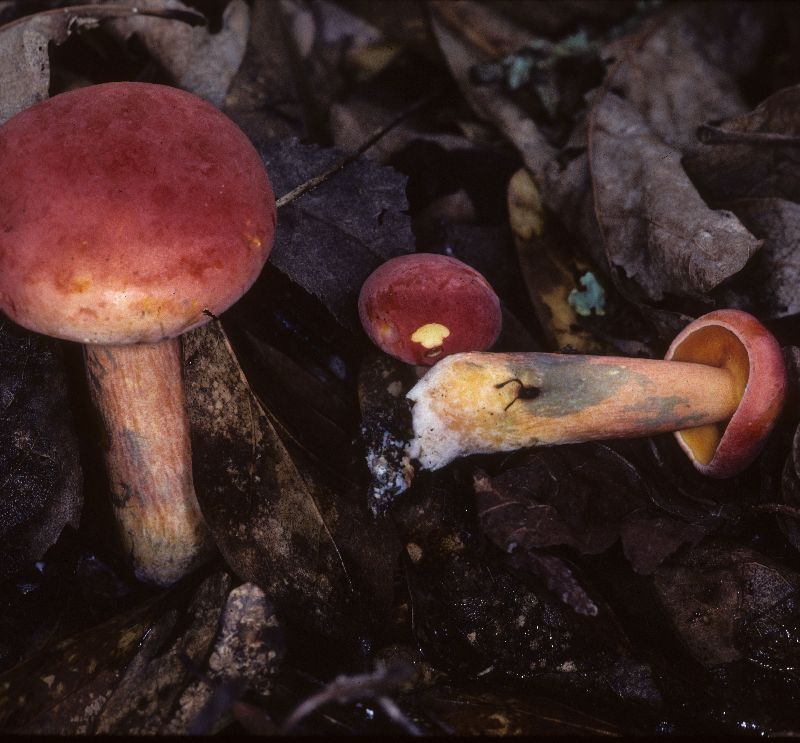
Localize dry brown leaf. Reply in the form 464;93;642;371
330;98;472;161
224;0;305;141
681;85;800;317
0;3;202;123
102;0;249;105
599;4;760;150
429;2;556;182
684;85;800;202
589;91;760;301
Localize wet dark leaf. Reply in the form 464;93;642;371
0;320;82;582
477;447;662;553
407;681;621;736
506;548;598;617
260;138;415;332
0;576;182;731
653;541;800;670
184;321;397;641
619;513;705;576
0;534;147;675
473;444;723;578
184;322;358;637
651;540;800;732
231;321;358;485
392;476;662;721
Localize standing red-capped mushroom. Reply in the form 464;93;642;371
0;82;276;585
358;253;502;365
405;309;786;478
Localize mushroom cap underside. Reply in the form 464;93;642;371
665;309;786;477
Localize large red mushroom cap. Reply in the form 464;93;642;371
0;82;276;344
359;253;502;365
665;309;787;477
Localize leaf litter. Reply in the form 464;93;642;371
1;0;800;736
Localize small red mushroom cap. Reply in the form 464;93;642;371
0;82;276;344
359;253;502;365
665;309;787;477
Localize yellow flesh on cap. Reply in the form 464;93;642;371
411;323;451;350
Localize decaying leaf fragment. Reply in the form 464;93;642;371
93;572;233;734
653;541;800;679
163;582;283;735
508;167;610;354
0;320;82;582
429;1;556;182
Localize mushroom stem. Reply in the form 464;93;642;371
407;352;739;471
85;339;211;585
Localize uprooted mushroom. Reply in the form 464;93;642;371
404;309;787;478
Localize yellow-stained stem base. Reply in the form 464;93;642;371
85;339;211;585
